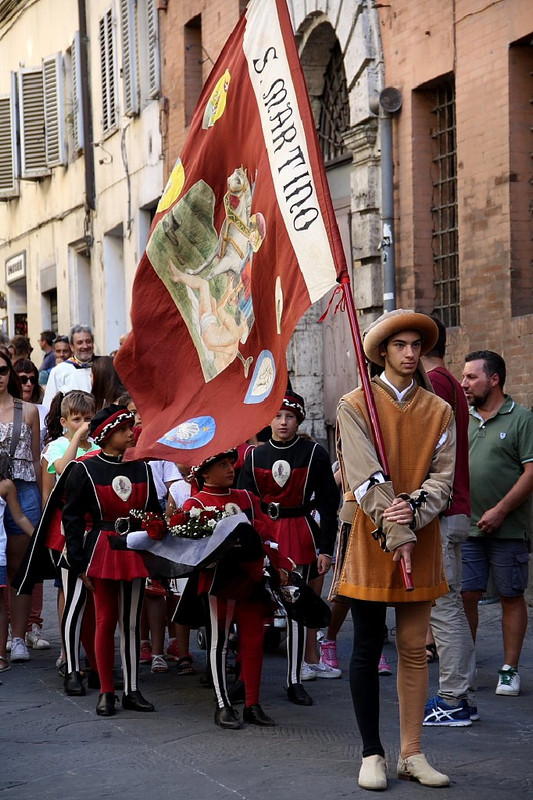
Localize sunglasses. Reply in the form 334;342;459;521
19;375;37;385
0;365;10;376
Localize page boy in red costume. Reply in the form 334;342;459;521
61;405;162;717
182;449;293;729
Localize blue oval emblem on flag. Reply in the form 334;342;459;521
158;416;216;449
244;350;276;404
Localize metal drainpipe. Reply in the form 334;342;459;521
78;0;95;212
371;88;403;312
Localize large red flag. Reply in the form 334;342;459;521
115;0;348;465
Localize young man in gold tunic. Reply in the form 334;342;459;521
333;310;456;791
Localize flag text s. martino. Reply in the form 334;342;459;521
252;46;319;233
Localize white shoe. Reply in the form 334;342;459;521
397;754;449;787
300;662;317;681
25;625;51;650
307;659;342;679
495;666;520;696
10;637;30;663
359;755;387;791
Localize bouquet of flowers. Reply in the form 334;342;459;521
167;506;234;539
128;509;167;541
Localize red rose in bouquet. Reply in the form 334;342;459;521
199;509;218;525
142;516;167;540
169;511;188;528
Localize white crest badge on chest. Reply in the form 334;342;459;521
112;475;132;502
500;432;507;439
272;460;291;488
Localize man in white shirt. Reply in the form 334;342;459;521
43;325;96;407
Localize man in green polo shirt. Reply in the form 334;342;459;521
461;350;533;697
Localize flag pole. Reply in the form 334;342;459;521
339;275;414;591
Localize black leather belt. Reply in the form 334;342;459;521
260;501;314;521
98;519;134;534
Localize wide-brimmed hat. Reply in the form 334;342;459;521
90;404;135;445
363;309;439;367
280;390;306;423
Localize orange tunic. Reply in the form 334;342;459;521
334;379;454;603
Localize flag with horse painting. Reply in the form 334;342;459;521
115;0;348;465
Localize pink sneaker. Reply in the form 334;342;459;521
378;653;392;676
320;639;339;670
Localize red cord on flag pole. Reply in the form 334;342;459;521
339;276;414;591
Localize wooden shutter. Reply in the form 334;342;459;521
43;53;66;166
71;32;84;151
18;68;49;178
120;0;139;115
0;74;20;197
99;8;118;133
146;0;160;98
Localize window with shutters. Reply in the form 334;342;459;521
120;0;159;116
120;0;139;115
43;54;66;167
99;8;118;134
18;68;49;179
145;0;160;99
70;32;85;152
0;77;20;198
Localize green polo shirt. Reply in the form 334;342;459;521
468;395;533;540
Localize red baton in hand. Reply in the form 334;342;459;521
399;558;415;591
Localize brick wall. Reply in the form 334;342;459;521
159;0;241;178
378;0;533;407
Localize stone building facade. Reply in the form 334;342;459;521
0;0;164;353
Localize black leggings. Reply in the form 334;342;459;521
349;599;386;758
350;598;432;759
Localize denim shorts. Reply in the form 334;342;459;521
5;480;41;536
461;537;530;597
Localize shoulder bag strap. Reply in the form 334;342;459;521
9;398;23;459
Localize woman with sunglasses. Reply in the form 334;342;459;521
0;351;42;664
11;359;50;651
14;359;43;405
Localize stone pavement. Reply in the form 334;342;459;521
1;584;532;799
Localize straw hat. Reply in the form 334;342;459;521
363;309;439;367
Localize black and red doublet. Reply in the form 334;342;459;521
61;452;161;695
61;452;160;580
183;486;292;710
238;436;339;688
238;436;339;563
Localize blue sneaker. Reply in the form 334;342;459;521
423;696;472;727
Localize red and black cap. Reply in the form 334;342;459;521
280;390;306;423
189;448;238;478
90;404;135;445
